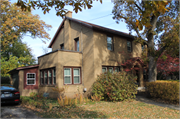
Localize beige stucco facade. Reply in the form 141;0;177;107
37;15;144;98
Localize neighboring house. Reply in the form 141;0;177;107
8;11;147;98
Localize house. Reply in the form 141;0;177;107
8;11;147;98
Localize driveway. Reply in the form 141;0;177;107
1;103;39;118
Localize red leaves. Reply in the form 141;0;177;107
157;54;179;75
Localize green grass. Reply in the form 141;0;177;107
21;96;179;118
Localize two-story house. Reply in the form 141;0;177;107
9;11;146;98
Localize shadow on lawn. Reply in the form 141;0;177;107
37;104;107;118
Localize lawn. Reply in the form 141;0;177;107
23;97;179;118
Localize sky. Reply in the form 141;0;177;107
11;0;129;61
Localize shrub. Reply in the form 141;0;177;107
1;76;10;84
146;81;179;103
92;71;138;101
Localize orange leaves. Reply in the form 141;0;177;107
1;1;52;51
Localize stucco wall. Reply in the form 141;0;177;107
52;27;64;51
93;31;142;82
38;50;83;98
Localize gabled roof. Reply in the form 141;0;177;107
48;17;135;48
8;64;39;74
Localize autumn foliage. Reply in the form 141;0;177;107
92;71;138;101
146;81;179;104
157;54;179;76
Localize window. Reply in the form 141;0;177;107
74;37;79;51
27;73;36;85
141;45;144;51
107;36;113;51
108;67;113;73
48;70;52;84
64;67;81;84
44;71;48;84
41;71;44;84
40;67;56;85
64;68;71;84
127;41;132;52
114;67;119;72
102;66;120;73
60;43;64;49
53;69;56;84
73;68;80;84
102;67;107;73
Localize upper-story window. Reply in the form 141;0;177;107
74;37;79;51
141;44;145;51
60;43;64;49
107;36;113;51
127;41;132;52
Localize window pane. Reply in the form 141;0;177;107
28;80;35;84
64;68;70;75
53;77;56;84
74;76;80;84
109;68;113;73
64;77;71;84
115;67;119;72
48;70;52;77
107;37;112;50
53;69;56;76
77;40;79;51
73;69;79;75
102;67;106;73
127;41;132;52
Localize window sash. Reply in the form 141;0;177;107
108;67;113;73
53;69;56;85
107;36;113;51
102;67;107;73
27;73;36;85
127;41;132;52
44;71;48;84
48;70;52;84
73;68;80;84
64;68;72;84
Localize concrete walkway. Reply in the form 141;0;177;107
136;95;179;110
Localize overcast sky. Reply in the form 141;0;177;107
11;0;129;61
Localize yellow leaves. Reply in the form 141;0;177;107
135;19;139;27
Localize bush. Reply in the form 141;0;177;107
92;71;138;101
146;81;179;103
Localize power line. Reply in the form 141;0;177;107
86;14;112;21
104;22;116;26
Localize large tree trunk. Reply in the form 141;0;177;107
148;56;157;82
147;15;158;82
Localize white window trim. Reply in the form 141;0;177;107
64;68;72;84
26;73;36;85
102;67;107;73
73;68;81;84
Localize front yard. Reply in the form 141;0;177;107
21;97;179;118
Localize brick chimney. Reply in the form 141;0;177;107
65;11;72;18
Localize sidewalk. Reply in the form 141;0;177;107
135;95;179;110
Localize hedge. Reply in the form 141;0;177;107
146;80;179;103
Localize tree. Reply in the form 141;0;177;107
0;1;52;76
157;53;179;79
112;0;179;82
0;0;52;51
15;0;102;17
